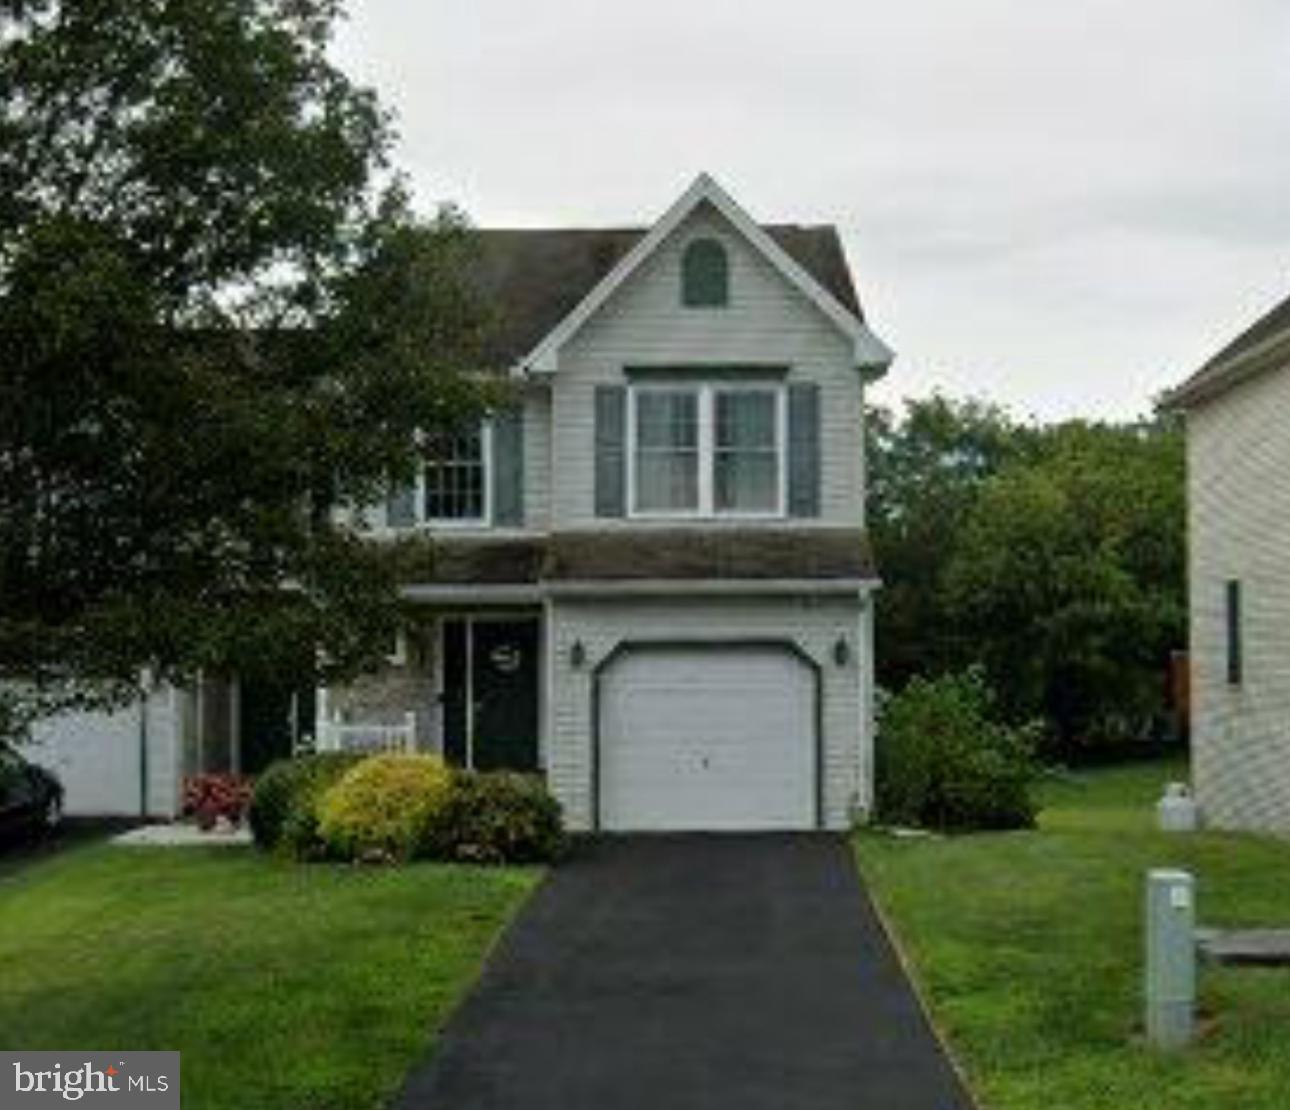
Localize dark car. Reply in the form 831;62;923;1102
0;746;63;844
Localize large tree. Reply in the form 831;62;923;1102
867;394;1035;687
0;0;491;725
944;419;1185;749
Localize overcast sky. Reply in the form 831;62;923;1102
332;1;1290;421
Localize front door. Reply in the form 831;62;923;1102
442;617;540;771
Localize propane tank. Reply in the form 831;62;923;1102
1157;782;1198;832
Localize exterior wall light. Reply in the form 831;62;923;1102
833;637;850;667
570;640;586;669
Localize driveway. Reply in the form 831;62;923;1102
396;834;973;1110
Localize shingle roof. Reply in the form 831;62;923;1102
472;224;863;367
543;527;876;582
389;529;876;587
1164;289;1290;409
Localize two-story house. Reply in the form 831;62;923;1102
30;174;892;830
1164;290;1290;833
321;174;893;832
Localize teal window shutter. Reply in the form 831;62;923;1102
594;385;627;517
681;239;729;307
386;481;417;528
787;382;821;517
492;407;525;527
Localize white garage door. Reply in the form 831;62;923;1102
599;646;816;831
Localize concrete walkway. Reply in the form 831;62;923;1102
396;834;973;1110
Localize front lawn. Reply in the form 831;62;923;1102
0;841;538;1109
855;760;1290;1110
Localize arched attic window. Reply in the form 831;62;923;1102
681;238;729;307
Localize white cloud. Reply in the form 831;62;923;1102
334;0;1290;418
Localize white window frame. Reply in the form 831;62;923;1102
416;420;493;528
626;382;787;520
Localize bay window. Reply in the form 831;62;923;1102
629;383;785;517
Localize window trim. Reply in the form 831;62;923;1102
416;420;493;528
626;382;787;520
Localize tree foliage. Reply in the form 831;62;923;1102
868;395;1185;753
0;0;493;718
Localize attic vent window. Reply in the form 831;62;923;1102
681;238;728;307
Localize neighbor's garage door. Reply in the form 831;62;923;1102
599;646;816;831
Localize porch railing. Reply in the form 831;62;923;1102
314;711;416;755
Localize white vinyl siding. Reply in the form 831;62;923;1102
1187;356;1290;832
551;204;864;529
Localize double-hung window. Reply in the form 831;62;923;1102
629;383;785;517
422;423;491;525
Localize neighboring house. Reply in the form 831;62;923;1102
28;676;312;818
321;173;893;832
32;173;893;830
1164;291;1290;833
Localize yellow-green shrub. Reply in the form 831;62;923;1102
317;753;453;860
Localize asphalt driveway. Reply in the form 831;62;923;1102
396;834;973;1110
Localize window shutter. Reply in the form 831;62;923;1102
386;482;416;529
492;407;525;527
594;385;627;517
787;382;821;517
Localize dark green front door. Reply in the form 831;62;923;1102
239;680;315;774
442;617;539;771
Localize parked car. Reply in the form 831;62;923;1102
0;746;63;843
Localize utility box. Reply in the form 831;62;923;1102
1145;869;1195;1050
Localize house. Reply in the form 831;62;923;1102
1164;290;1290;833
28;675;312;818
32;174;892;830
321;173;893;832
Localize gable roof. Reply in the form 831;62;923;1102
472;174;893;375
1163;288;1290;409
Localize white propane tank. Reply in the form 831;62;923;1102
1157;782;1198;832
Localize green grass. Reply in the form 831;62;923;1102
0;840;539;1109
854;760;1290;1109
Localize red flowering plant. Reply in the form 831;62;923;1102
182;773;255;831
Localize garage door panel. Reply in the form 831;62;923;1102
599;647;815;831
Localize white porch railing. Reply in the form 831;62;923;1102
315;711;416;755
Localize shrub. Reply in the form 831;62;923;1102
318;753;453;861
182;773;254;829
425;771;565;864
248;752;366;854
876;668;1039;831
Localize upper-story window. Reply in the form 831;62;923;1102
681;238;729;307
628;384;784;517
423;425;490;523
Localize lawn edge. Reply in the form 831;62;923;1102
850;838;984;1110
384;863;549;1106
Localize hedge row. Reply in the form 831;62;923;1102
248;752;564;863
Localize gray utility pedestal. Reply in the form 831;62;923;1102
1145;869;1195;1050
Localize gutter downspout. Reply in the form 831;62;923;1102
138;681;149;821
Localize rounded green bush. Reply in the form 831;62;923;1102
424;771;565;864
248;751;367;855
318;753;453;861
876;667;1039;831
